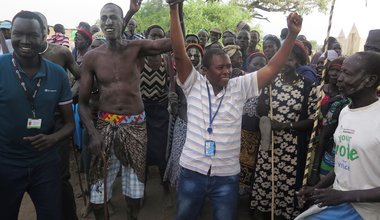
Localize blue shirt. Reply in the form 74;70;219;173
0;54;72;167
297;65;320;84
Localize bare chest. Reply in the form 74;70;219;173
95;55;142;84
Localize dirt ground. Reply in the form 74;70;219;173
17;150;252;220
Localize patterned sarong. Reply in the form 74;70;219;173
239;129;260;192
98;111;146;124
89;112;147;186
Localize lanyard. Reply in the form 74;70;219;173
206;82;226;134
12;55;42;118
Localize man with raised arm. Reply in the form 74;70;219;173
168;1;303;219
79;1;171;219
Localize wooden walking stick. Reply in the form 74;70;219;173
302;0;337;189
71;141;87;206
269;84;276;220
102;151;110;220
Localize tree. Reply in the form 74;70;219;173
134;0;170;35
133;0;251;35
230;0;331;20
183;0;251;34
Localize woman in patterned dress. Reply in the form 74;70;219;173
239;53;267;194
250;41;318;219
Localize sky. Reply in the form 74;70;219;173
255;0;379;45
1;0;378;45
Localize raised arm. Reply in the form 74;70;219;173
137;38;172;57
256;13;302;89
123;0;142;33
169;2;193;84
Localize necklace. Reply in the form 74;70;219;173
279;73;300;85
39;42;49;55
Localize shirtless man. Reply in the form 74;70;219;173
79;1;171;219
35;12;81;220
41;31;81;96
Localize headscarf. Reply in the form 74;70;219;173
93;34;106;43
223;45;240;58
293;40;309;65
77;27;93;42
186;43;204;55
319;50;339;61
327;57;345;72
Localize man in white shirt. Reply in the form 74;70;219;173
297;51;380;220
168;1;303;219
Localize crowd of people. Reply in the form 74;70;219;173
0;0;380;220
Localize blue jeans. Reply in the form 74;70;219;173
176;167;239;220
0;160;62;220
305;203;363;220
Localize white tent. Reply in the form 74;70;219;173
337;29;346;54
344;24;361;56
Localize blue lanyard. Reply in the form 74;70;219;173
206;82;226;134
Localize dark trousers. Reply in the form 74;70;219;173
58;139;79;220
0;160;62;220
144;100;169;179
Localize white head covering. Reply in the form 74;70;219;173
319;50;339;61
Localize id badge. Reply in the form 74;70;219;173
204;140;216;156
27;118;42;129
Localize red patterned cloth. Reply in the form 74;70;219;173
98;111;145;124
47;32;70;48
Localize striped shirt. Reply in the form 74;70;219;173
47;32;70;48
178;67;260;176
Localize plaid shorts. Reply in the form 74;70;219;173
90;149;145;204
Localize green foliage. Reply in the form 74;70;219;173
230;0;330;19
134;0;170;33
133;0;251;35
309;40;320;53
183;0;251;34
